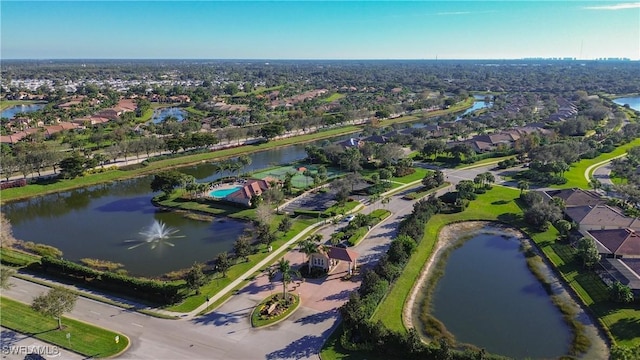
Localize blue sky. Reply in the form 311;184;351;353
2;1;639;59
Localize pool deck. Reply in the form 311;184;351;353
208;182;243;198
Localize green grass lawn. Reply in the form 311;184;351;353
322;93;346;103
0;297;128;358
557;137;640;189
391;167;429;184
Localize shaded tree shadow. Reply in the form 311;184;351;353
294;309;338;325
265;334;326;360
609;317;640;341
0;328;25;348
321;289;352;302
497;213;522;224
492;199;512;205
191;306;253;326
236;282;272;295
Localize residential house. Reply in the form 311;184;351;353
544;188;607;208
588;228;640;296
564;205;640;231
309;246;359;274
224;179;271;207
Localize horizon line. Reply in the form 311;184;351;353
2;57;637;62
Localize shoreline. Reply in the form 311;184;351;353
403;220;609;359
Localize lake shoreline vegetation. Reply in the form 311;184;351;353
2;61;640;357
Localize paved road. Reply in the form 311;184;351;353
591;161;616;187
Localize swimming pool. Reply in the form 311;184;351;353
209;186;242;198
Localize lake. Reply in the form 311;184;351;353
3;134;353;277
1;103;46;119
423;225;570;358
151;107;186;123
613;96;640;111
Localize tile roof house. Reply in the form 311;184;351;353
224;179;271;207
565;205;640;231
309;246;359;274
544;188;607;207
588;228;640;258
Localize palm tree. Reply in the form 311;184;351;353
300;238;319;273
238;155;252;177
518;180;529;195
483;172;495;188
277;258;299;302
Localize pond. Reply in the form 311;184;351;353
3;179;248;277
151;107;186;123
412;95;492;128
613;96;640;112
421;224;570;359
3;133;354;277
1;103;46;119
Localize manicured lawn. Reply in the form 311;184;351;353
372;186;522;332
391;167;429;184
0;247;40;267
322;93;346;103
556;138;640;189
0;297;128;358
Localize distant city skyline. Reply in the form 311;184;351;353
2;1;639;60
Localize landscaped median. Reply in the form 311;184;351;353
251;293;300;328
0;296;129;358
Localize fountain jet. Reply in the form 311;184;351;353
125;220;184;250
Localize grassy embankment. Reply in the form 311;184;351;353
556;137;640;189
0;297;129;358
